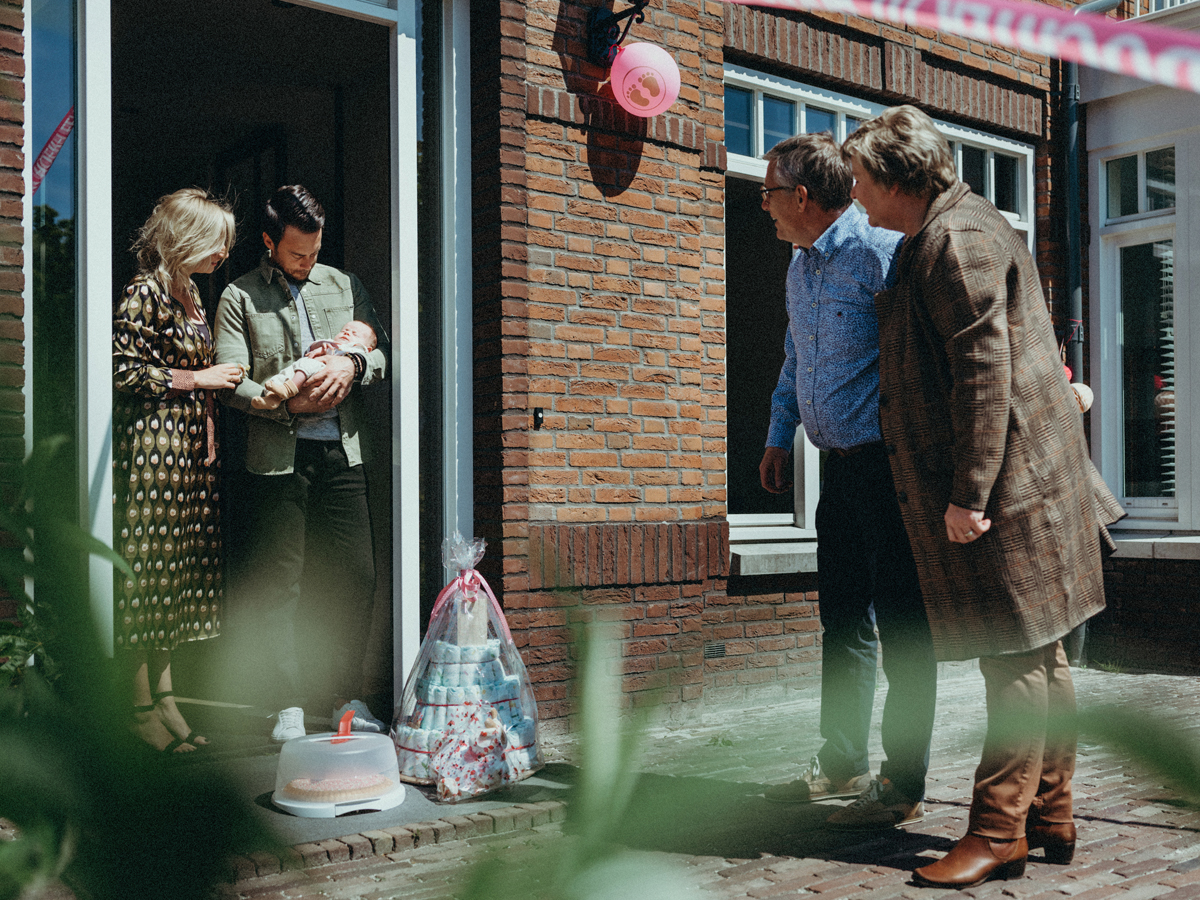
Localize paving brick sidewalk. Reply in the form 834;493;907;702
212;665;1200;900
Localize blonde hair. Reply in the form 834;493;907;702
133;188;235;292
841;105;957;198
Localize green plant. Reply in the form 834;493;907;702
459;625;700;900
0;438;280;900
0;437;130;690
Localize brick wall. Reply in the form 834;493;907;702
474;0;1069;724
1089;558;1200;674
0;0;21;622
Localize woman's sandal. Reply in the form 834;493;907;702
133;703;195;754
151;690;209;747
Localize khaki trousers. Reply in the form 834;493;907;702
969;639;1076;839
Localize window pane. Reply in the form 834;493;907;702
845;116;860;137
805;105;835;136
1121;240;1175;499
1107;155;1138;218
994;153;1019;214
725;86;753;157
961;145;986;197
763;96;795;155
1146;147;1175;211
32;0;79;450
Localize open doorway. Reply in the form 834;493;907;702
110;0;396;712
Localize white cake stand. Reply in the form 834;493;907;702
272;783;405;818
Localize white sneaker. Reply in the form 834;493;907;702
271;706;306;742
333;699;386;733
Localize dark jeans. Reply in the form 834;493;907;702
241;439;376;711
815;443;937;801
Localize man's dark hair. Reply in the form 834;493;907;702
264;185;326;244
763;132;852;211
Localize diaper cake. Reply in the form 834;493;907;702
391;534;542;800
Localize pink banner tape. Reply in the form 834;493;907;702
725;0;1200;94
31;106;74;196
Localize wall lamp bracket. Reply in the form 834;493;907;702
586;1;650;67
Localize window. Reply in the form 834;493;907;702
723;66;1035;568
1092;141;1183;525
1105;147;1175;221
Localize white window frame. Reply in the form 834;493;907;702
1090;136;1192;530
68;0;424;685
723;65;1035;573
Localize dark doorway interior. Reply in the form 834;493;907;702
725;176;796;516
110;0;395;712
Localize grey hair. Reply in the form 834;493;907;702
763;131;852;211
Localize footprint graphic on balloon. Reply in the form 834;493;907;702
627;71;662;108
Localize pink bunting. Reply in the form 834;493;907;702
725;0;1200;94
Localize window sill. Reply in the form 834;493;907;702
729;524;818;576
1110;531;1200;560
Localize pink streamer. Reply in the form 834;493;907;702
724;0;1200;94
31;107;74;196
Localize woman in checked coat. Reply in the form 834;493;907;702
841;106;1124;888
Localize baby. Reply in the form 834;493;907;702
251;320;377;410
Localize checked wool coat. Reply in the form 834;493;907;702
876;182;1124;661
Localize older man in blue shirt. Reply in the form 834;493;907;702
758;132;937;831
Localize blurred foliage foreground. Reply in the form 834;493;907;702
0;439;278;900
5;437;1200;900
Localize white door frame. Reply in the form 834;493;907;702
75;0;425;689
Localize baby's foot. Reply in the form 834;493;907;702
251;390;283;410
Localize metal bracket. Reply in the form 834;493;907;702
586;1;651;67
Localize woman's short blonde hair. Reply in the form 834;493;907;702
841;105;957;198
133;188;235;290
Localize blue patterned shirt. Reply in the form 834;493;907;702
768;204;902;452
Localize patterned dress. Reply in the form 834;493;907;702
113;275;222;651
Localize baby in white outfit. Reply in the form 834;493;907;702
251;319;377;410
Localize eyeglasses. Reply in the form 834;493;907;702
760;185;792;200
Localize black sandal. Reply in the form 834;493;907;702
151;690;210;747
133;703;194;753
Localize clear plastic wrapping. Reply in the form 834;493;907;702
390;533;542;800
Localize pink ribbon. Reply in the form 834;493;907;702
429;568;513;644
725;0;1200;95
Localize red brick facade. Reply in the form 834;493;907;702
0;0;21;622
470;0;1076;724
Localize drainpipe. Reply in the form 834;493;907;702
1064;0;1122;383
1062;0;1120;667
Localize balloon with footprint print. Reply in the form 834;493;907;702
610;42;680;117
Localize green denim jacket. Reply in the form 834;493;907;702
214;256;389;475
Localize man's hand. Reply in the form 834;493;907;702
287;356;355;414
759;446;792;494
945;503;991;543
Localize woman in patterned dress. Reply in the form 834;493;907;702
114;188;244;753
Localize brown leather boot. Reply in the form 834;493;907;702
1026;820;1076;864
913;834;1028;888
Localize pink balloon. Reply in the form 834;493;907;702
610;42;680;118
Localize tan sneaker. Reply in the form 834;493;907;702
824;777;924;830
764;757;874;804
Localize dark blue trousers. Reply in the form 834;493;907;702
814;443;937;801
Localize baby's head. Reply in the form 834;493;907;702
337;320;377;350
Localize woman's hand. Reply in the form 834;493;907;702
193;363;246;390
